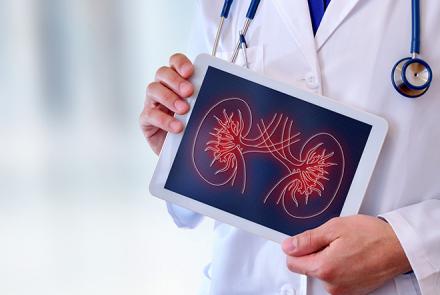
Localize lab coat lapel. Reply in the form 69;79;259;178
272;0;318;71
315;0;362;50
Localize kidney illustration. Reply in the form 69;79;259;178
192;98;345;219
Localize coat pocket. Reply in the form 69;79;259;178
216;46;264;74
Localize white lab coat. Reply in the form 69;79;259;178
165;0;440;294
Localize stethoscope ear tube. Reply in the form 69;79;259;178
221;0;234;18
230;0;262;63
246;0;261;19
212;0;235;56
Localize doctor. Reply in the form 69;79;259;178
140;1;440;294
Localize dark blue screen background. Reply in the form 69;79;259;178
165;67;372;236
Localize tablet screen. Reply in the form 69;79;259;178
165;66;372;236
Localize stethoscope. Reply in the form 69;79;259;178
212;0;433;99
212;0;261;65
392;0;432;98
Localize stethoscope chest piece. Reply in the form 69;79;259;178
392;56;432;98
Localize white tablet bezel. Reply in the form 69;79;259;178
149;54;388;243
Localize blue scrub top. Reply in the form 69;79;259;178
308;0;331;35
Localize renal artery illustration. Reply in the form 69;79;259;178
192;98;345;218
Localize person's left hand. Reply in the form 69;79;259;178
282;215;412;295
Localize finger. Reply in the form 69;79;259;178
155;66;194;98
287;251;338;282
286;252;321;276
169;53;194;79
140;107;184;134
282;218;341;256
146;82;189;115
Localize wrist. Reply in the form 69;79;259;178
379;217;412;275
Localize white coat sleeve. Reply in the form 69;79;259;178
380;199;440;295
165;0;211;229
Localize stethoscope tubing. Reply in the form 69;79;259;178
411;0;421;54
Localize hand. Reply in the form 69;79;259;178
140;53;194;155
282;215;412;295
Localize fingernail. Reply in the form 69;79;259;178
179;82;193;96
169;120;183;132
174;100;188;113
282;238;297;253
181;63;193;76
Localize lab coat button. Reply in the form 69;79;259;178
279;283;295;295
305;72;319;89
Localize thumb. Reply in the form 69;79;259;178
282;219;339;257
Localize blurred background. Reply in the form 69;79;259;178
0;1;214;294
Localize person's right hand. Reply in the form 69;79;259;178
140;53;194;155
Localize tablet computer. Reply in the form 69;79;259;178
149;54;388;243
